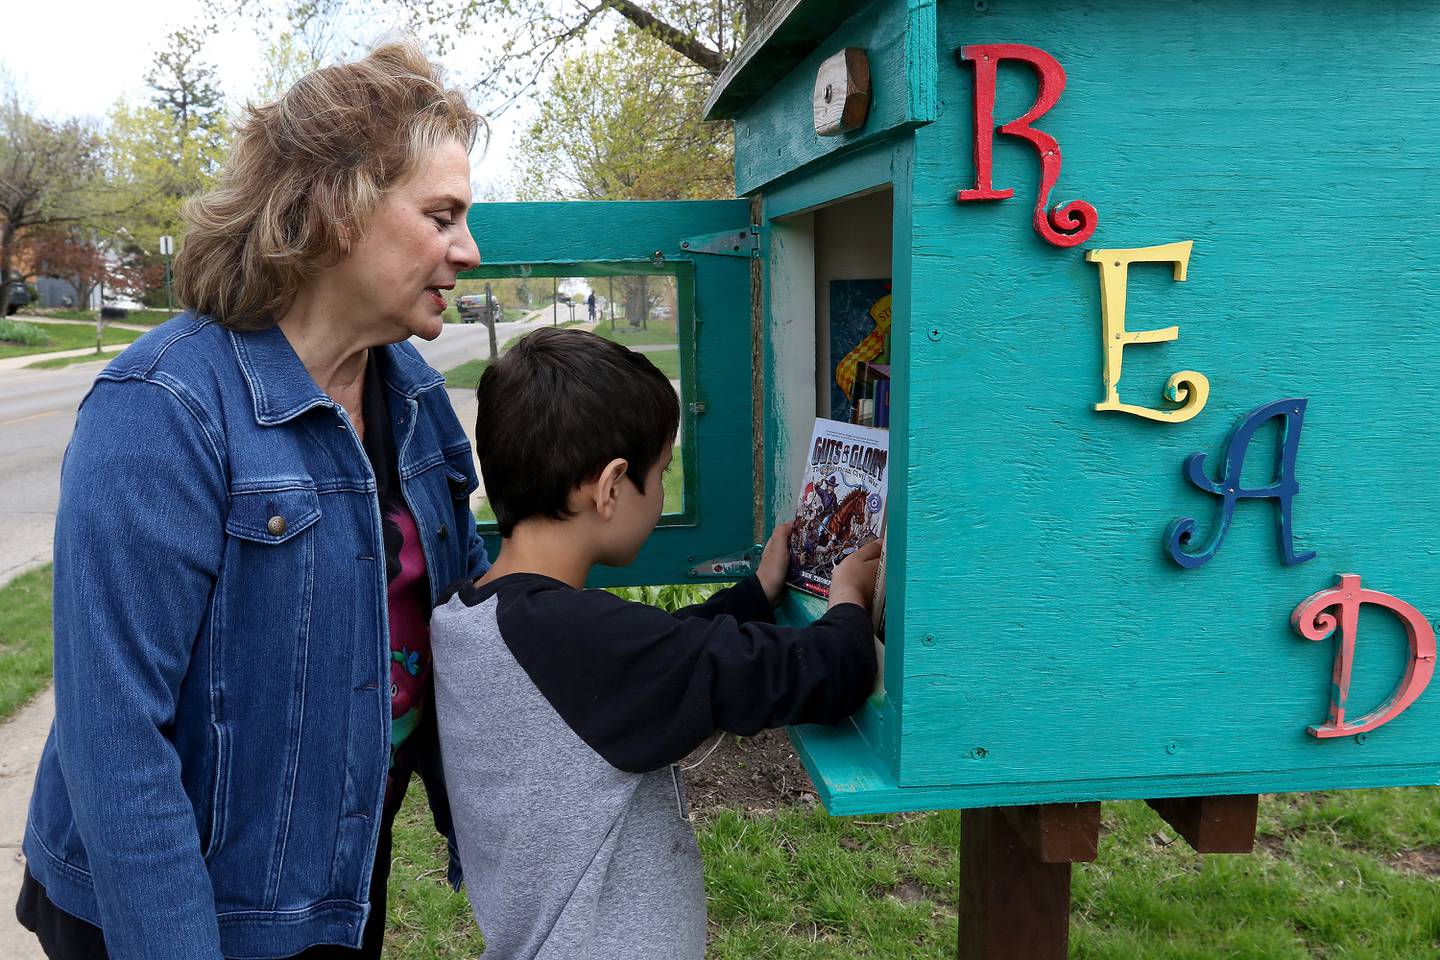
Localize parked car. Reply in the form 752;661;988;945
4;274;31;315
456;294;500;324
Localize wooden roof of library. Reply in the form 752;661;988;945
703;0;870;120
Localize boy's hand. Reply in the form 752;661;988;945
827;540;882;612
757;522;794;605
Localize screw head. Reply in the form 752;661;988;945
927;326;942;341
923;633;936;646
1354;732;1369;745
1164;740;1179;755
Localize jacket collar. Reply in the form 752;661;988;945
230;324;445;425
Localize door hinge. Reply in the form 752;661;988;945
679;225;760;259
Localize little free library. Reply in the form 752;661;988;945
466;0;1440;953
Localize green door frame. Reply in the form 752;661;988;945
463;199;757;588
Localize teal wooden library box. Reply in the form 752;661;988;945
468;0;1440;828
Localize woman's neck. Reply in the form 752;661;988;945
278;291;374;395
276;288;376;435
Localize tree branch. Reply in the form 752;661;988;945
600;0;727;74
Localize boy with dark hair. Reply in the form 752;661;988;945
431;327;880;960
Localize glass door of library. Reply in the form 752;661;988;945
460;199;756;588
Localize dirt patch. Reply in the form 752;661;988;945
681;728;815;817
1389;847;1440;877
1254;830;1440;880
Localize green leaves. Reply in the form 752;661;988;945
514;29;734;201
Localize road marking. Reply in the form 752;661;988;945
0;410;61;428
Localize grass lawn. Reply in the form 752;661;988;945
592;322;681;347
0;321;143;359
384;786;1440;958
0;566;54;722
26;349;126;370
646;347;680;380
30;309;177;326
442;357;490;391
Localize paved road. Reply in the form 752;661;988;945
0;365;91;586
0;319;545;957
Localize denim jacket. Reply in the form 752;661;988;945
23;314;489;959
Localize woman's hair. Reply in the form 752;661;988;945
174;40;481;330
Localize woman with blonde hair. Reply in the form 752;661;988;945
18;41;488;959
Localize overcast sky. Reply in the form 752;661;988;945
2;0;529;197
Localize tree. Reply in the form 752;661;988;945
147;25;225;134
254;30;322;104
106;100;230;245
222;0;780;113
95;26;232;306
22;228;107;310
0;90;105;317
101;99;230;304
410;0;781;109
514;29;732;200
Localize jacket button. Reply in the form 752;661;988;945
267;515;287;537
438;524;449;541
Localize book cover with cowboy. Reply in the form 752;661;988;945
787;418;890;599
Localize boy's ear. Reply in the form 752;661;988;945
586;458;630;521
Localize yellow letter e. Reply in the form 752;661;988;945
1087;241;1209;423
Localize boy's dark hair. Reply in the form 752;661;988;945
474;327;680;537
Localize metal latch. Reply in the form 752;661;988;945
679;225;760;259
686;543;765;579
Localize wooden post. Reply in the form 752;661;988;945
1145;794;1258;853
958;803;1099;960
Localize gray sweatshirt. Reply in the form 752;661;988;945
431;573;875;960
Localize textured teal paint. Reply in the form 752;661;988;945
763;137;898;217
733;0;936;196
464;201;755;589
791;719;1440;816
881;137;915;769
888;0;1440;800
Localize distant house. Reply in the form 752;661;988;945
35;276;99;309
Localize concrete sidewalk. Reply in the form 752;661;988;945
0;691;50;960
0;313;155;373
0;347;125;373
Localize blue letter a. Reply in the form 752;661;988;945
1165;398;1316;569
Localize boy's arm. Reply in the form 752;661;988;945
671;575;774;625
498;583;876;774
670;522;801;623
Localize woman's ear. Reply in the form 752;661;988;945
589;458;629;521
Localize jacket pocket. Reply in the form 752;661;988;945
225;485;322;543
443;445;480;501
201;721;231;862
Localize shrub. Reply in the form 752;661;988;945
0;318;53;347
